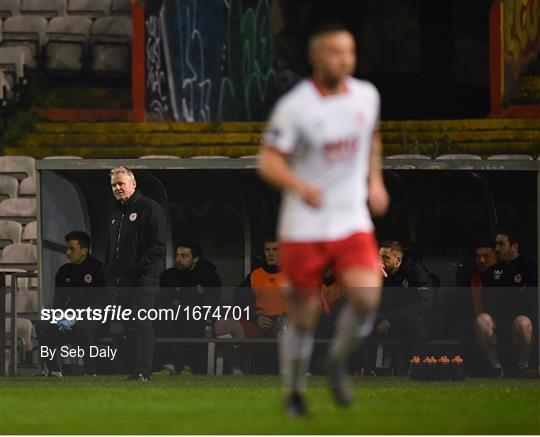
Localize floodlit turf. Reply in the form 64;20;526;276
0;375;539;434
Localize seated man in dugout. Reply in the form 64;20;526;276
453;241;498;376
454;242;498;332
35;231;109;377
363;241;434;373
465;242;498;320
156;241;222;373
214;237;289;375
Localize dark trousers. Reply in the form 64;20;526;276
35;319;108;374
154;318;206;373
118;291;155;376
387;310;431;357
364;310;431;370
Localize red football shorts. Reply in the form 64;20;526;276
279;231;380;300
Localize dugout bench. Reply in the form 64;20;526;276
96;336;462;376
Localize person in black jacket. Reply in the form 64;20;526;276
103;167;166;381
374;241;433;359
475;229;538;378
156;241;221;373
36;231;108;377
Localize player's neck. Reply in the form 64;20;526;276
311;75;348;96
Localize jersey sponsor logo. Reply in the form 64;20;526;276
129;213;137;222
494;269;503;280
514;273;522;284
323;138;358;163
402;279;408;288
84;274;93;284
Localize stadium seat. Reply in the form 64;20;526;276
138;155;179;159
0;70;11;101
110;0;130;15
0;156;35;180
435;154;482;160
2;266;37;289
43;155;83;159
0;0;19;18
45;16;93;73
190;156;230;159
0;175;19;200
387;154;431;160
0;198;36;220
67;0;111;18
18;175;35;197
0;46;30;84
4;317;35;352
486;154;533;160
0;70;16;102
21;220;36;242
0;220;22;247
1;268;28;289
89;16;132;75
5;290;38;312
0;243;37;265
2;15;48;68
19;0;65;17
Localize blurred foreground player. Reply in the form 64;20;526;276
259;25;389;416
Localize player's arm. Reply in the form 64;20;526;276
367;130;389;217
259;146;322;208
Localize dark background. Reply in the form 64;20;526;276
274;0;492;119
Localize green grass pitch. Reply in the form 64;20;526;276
0;375;539;434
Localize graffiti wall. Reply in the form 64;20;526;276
144;0;279;121
503;0;540;102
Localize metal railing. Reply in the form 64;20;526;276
0;269;38;376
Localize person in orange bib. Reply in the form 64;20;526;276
214;237;289;374
319;272;344;318
312;272;346;373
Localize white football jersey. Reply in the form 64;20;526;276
263;77;380;242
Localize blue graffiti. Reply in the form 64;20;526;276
146;0;279;121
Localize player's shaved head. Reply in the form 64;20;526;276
380;241;404;275
308;24;352;52
308;24;356;90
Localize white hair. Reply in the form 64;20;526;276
110;166;136;181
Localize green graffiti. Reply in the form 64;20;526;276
219;0;279;121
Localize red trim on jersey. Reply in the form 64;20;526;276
311;78;350;97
